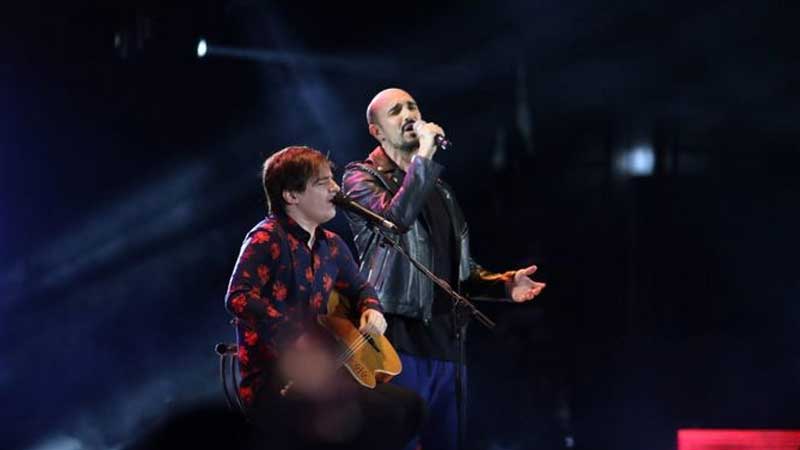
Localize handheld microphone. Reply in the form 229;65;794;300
333;192;399;232
434;134;452;151
412;120;452;151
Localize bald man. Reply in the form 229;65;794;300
341;88;546;450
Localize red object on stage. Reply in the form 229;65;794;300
678;429;800;450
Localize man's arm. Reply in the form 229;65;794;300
342;155;443;232
329;234;386;335
225;225;287;324
462;258;517;301
464;259;546;303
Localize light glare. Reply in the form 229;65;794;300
617;143;655;176
197;39;207;58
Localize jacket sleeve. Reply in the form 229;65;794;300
462;258;516;302
342;155;443;232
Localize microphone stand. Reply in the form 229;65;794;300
372;225;494;450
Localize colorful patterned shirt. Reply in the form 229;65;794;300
225;212;382;405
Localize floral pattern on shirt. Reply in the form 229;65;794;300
225;213;381;405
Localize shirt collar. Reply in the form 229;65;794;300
273;211;328;246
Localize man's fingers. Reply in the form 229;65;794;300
359;321;374;334
515;265;538;280
360;323;384;335
359;312;386;335
372;316;386;335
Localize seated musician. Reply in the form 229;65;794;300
224;146;424;450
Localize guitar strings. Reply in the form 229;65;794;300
335;333;373;365
337;334;369;363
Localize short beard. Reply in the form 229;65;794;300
398;137;420;152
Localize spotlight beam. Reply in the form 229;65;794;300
196;41;395;74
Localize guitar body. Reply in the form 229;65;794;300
317;290;402;388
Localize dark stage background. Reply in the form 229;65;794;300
2;1;799;449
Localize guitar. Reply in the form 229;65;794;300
280;290;402;395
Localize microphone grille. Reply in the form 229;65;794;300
332;191;348;204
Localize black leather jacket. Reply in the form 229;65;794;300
342;146;514;322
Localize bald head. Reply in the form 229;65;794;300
365;87;422;152
366;88;414;125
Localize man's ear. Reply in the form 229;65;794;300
282;189;299;206
368;123;382;141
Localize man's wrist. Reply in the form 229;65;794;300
412;152;430;162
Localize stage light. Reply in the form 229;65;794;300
629;145;654;175
616;143;655;176
197;39;207;58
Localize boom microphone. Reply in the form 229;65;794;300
333;192;399;232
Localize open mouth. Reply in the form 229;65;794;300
402;121;416;133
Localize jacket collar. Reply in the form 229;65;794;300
366;145;448;192
367;146;403;175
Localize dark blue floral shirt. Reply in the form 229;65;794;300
225;212;381;405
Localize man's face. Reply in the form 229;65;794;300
291;164;340;226
370;89;422;152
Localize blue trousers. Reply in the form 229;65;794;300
391;352;465;450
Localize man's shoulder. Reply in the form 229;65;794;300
344;159;375;173
256;215;280;230
343;159;382;189
343;146;389;174
245;216;282;239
